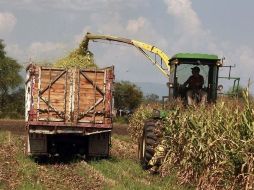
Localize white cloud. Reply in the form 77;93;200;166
217;45;254;92
84;12;168;48
234;46;254;81
164;0;216;52
126;17;146;33
164;0;201;35
0;12;17;35
5;43;25;61
27;42;67;61
125;17;168;49
163;0;254;92
6;42;68;63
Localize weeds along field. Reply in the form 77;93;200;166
129;91;254;190
0;123;190;190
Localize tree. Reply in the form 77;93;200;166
0;88;25;118
0;39;6;59
0;40;24;118
114;81;143;112
144;93;160;103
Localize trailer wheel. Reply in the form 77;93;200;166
139;120;158;169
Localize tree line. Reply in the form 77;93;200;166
0;40;24;119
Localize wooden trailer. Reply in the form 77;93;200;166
25;64;114;157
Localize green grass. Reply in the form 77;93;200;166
91;157;192;190
0;131;9;143
16;155;44;190
0;182;7;190
113;116;129;124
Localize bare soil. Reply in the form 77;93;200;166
0;120;25;135
0;120;128;136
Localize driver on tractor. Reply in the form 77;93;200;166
183;66;207;105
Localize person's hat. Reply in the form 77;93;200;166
191;66;200;72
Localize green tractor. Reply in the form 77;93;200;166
138;53;237;169
82;33;240;169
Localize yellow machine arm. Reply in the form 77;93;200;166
81;33;171;78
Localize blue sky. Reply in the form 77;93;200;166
0;0;253;93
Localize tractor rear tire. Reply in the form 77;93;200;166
139;120;158;169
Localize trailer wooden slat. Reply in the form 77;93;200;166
25;65;114;127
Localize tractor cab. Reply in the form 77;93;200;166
168;53;222;103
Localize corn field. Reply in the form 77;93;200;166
129;91;254;190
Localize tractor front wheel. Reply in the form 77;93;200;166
139;120;158;169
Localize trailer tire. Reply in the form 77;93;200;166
139;120;158;169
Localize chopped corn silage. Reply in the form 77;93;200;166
54;38;97;68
